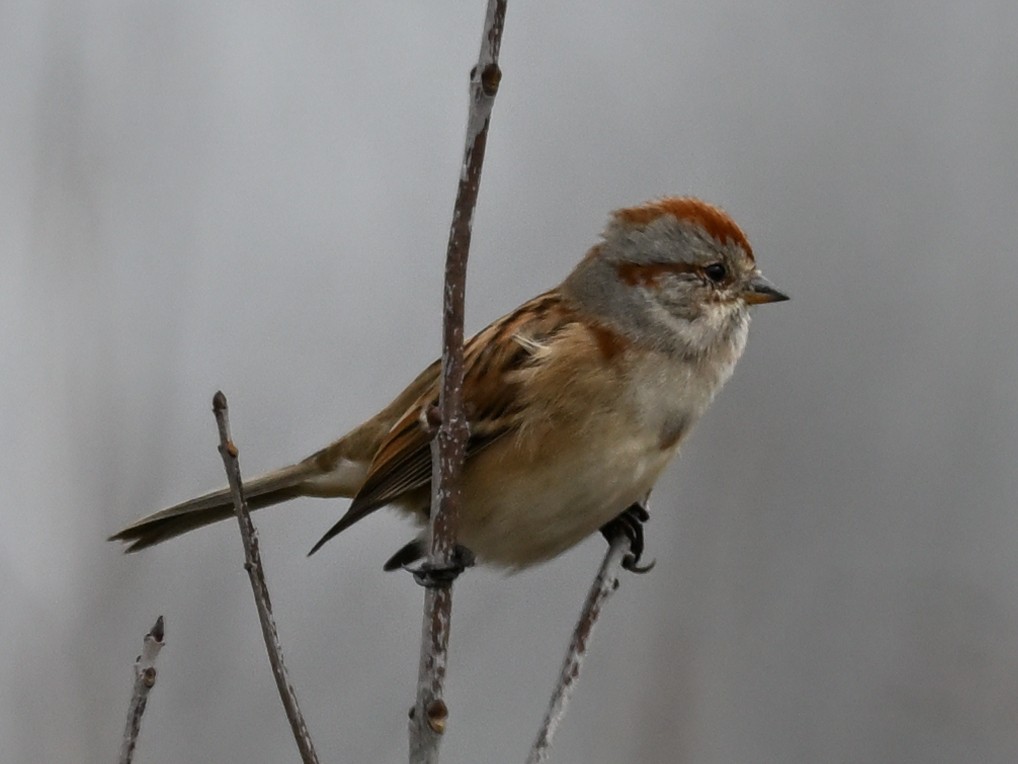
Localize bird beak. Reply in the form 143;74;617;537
742;274;789;305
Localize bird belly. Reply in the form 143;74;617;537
455;427;676;569
384;348;711;570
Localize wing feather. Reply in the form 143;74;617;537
308;290;573;554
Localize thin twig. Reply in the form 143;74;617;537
119;615;165;764
409;2;508;762
212;391;320;764
526;534;633;764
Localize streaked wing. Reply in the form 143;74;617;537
307;290;572;554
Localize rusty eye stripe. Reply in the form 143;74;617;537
615;261;729;289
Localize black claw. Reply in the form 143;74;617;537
621;553;656;574
600;502;654;575
406;544;476;588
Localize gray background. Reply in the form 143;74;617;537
4;2;1018;762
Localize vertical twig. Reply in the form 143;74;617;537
526;534;632;764
409;2;508;762
212;391;320;764
119;615;165;764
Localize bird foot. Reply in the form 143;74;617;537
407;544;476;587
600;503;655;574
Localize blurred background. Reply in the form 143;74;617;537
4;1;1018;762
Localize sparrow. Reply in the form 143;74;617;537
110;197;788;571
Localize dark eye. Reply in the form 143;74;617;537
703;263;727;284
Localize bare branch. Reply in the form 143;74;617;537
409;1;508;761
212;391;320;764
119;615;165;764
526;534;633;764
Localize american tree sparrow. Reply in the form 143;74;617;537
112;197;787;571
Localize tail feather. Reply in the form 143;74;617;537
109;462;322;552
